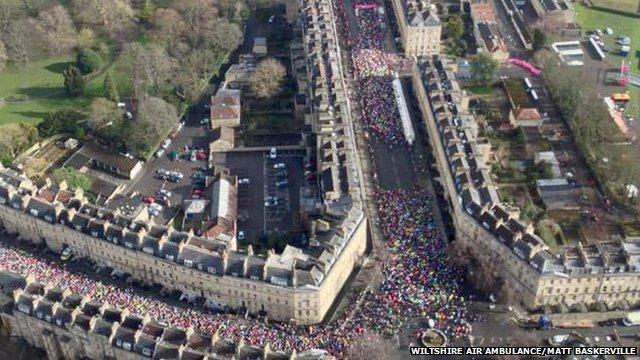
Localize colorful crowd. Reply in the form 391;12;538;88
0;188;470;356
334;2;406;145
0;1;472;357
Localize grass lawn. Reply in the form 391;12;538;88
576;3;640;120
0;56;111;126
465;84;494;95
591;0;639;13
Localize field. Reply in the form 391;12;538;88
591;0;640;14
576;3;640;120
0;57;110;125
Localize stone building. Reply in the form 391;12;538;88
390;0;442;57
0;272;329;360
210;89;242;130
411;56;640;312
0;0;366;327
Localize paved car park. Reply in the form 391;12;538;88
111;103;213;224
210;149;306;245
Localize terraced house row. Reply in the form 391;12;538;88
0;271;326;360
0;0;365;329
410;56;640;312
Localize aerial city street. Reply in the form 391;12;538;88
0;0;640;359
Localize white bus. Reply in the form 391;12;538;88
524;77;532;89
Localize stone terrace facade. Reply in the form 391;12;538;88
0;0;366;328
411;56;640;312
0;272;328;360
390;0;442;57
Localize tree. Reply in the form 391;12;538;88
71;0;134;27
119;43;177;94
33;5;77;55
470;53;498;86
139;0;154;23
445;15;464;40
77;28;96;48
250;58;286;98
76;48;102;74
103;73;119;101
63;65;85;97
0;41;7;72
150;8;185;49
202;17;243;55
89;98;121;130
2;19;45;64
531;28;546;52
0;123;38;159
53;167;91;191
37;110;86;137
128;95;177;154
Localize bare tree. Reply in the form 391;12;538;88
128;94;177;153
88;98;121;130
119;43;177;94
250;58;287;99
71;0;134;33
344;332;396;360
34;5;78;55
0;124;38;157
173;0;219;48
0;41;7;72
151;8;186;50
2;19;44;64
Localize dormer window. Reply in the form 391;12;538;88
45;215;53;222
142;348;152;357
91;231;99;237
29;209;38;217
12;202;20;209
197;263;203;270
143;247;154;255
165;255;174;261
0;197;5;204
184;260;193;267
125;242;133;249
123;342;131;350
207;267;215;274
56;319;63;326
75;225;83;231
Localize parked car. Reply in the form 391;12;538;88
269;147;277;159
264;196;278;207
60;247;73;261
161;139;172;149
238;178;250;185
196;151;207;161
142;196;155;204
276;180;288;188
155;149;165;158
237;231;245;241
274;163;286;170
547;335;569;346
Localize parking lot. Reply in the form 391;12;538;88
111;104;213;224
210;149;307;247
